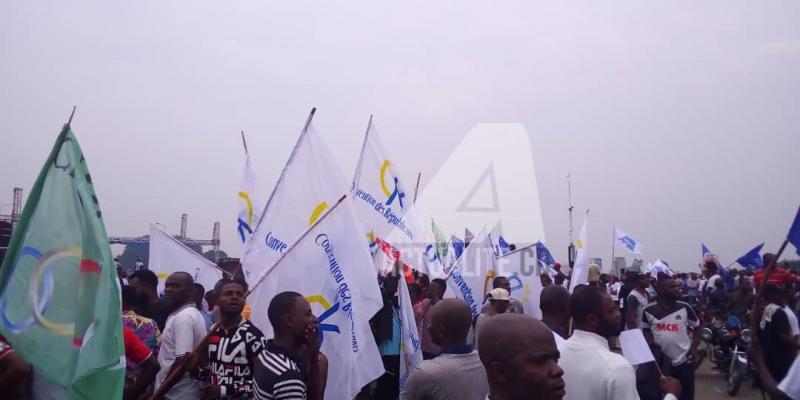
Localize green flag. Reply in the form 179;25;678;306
0;123;124;399
431;219;447;259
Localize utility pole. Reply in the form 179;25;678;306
567;174;575;269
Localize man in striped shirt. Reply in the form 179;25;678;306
252;292;327;400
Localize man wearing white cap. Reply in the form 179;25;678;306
468;288;510;351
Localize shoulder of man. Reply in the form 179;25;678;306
254;348;306;397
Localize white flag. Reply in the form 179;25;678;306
351;118;438;277
568;216;589;293
247;198;384;400
243;110;352;279
446;227;495;316
398;275;423;390
237;154;262;245
495;244;544;319
352;118;422;242
148;223;223;295
648;259;675;277
614;227;643;255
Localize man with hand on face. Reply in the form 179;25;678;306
156;272;209;399
252;292;328;400
400;299;489;400
478;313;565;400
202;279;266;400
560;285;681;400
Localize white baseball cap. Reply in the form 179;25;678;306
489;287;510;301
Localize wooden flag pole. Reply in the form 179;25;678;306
749;239;789;330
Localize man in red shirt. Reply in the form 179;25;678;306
754;254;800;289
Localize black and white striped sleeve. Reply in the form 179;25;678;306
252;350;307;400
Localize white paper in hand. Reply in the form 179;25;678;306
619;329;655;366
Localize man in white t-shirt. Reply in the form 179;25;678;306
626;273;651;330
703;261;722;295
155;272;208;399
643;276;701;400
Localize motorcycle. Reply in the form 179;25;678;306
723;316;752;396
697;315;752;395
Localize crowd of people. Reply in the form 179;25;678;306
1;252;799;400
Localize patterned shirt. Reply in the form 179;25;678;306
252;340;307;400
208;319;266;399
122;310;161;392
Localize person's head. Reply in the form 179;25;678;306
570;285;620;338
703;261;718;277
634;273;649;290
417;274;430;291
428;299;472;347
268;291;318;344
554;273;565;285
539;285;570;325
690;272;698;280
428;278;446;301
164;272;194;308
192;283;206;308
762;284;785;306
408;283;423;304
540;273;553;287
656;276;681;302
479;314;565;400
129;269;159;299
493;276;511;292
713;278;724;290
738;277;752;293
488;288;510;314
205;290;217;310
121;285;140;311
763;253;776;269
214;279;248;317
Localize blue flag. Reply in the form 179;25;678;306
451;235;465;260
702;243;711;258
535;241;556;267
736;243;765;271
498;235;511;255
788;206;800;256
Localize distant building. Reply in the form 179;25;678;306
612;257;627;277
589;257;603;270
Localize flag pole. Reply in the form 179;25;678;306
413;172;422;204
247;193;348;296
67;106;76;125
610;226;616;275
240;130;249;157
351;115;372;191
250;107;316;233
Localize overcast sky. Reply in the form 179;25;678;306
1;1;798;272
